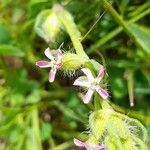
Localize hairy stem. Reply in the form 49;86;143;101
54;5;89;59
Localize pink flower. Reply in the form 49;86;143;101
74;138;105;150
36;46;62;82
73;66;108;104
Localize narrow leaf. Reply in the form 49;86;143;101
128;24;150;54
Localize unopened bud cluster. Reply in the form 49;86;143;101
88;104;148;150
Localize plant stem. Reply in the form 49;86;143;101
54;5;89;59
127;70;134;107
102;0;129;32
88;7;150;53
94;93;101;111
101;100;111;109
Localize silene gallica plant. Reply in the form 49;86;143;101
35;4;148;150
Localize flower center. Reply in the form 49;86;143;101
51;59;62;69
90;79;99;90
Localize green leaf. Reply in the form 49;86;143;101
0;24;11;44
0;45;24;57
127;70;134;107
40;122;52;141
29;0;51;17
128;24;150;54
5;69;38;96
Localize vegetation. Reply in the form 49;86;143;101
0;0;149;149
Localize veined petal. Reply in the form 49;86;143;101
84;144;91;150
74;139;90;149
73;78;89;88
44;48;54;60
81;68;94;81
82;89;94;104
94;145;105;150
35;61;51;68
74;138;85;147
97;65;104;83
56;49;62;64
49;68;57;82
96;87;109;100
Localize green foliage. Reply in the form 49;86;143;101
0;0;149;149
128;23;150;54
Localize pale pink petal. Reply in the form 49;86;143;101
97;65;104;83
96;87;109;99
94;145;105;150
44;48;54;60
56;49;62;64
83;89;94;104
73;138;85;147
74;139;90;149
81;68;94;81
73;78;89;88
84;144;91;150
49;68;56;82
35;61;51;68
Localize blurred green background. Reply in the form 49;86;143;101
0;0;150;149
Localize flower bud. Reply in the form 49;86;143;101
109;116;128;139
89;109;112;139
88;106;148;149
104;135;117;150
35;9;62;43
62;53;88;70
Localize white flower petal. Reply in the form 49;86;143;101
94;145;105;150
44;48;54;60
73;138;85;147
56;49;62;64
74;138;90;149
81;68;94;81
82;89;94;104
73;78;89;88
49;68;57;82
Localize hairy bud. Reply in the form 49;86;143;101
35;10;62;43
88;102;148;149
62;53;88;70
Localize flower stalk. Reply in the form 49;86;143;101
94;93;101;111
53;4;89;59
